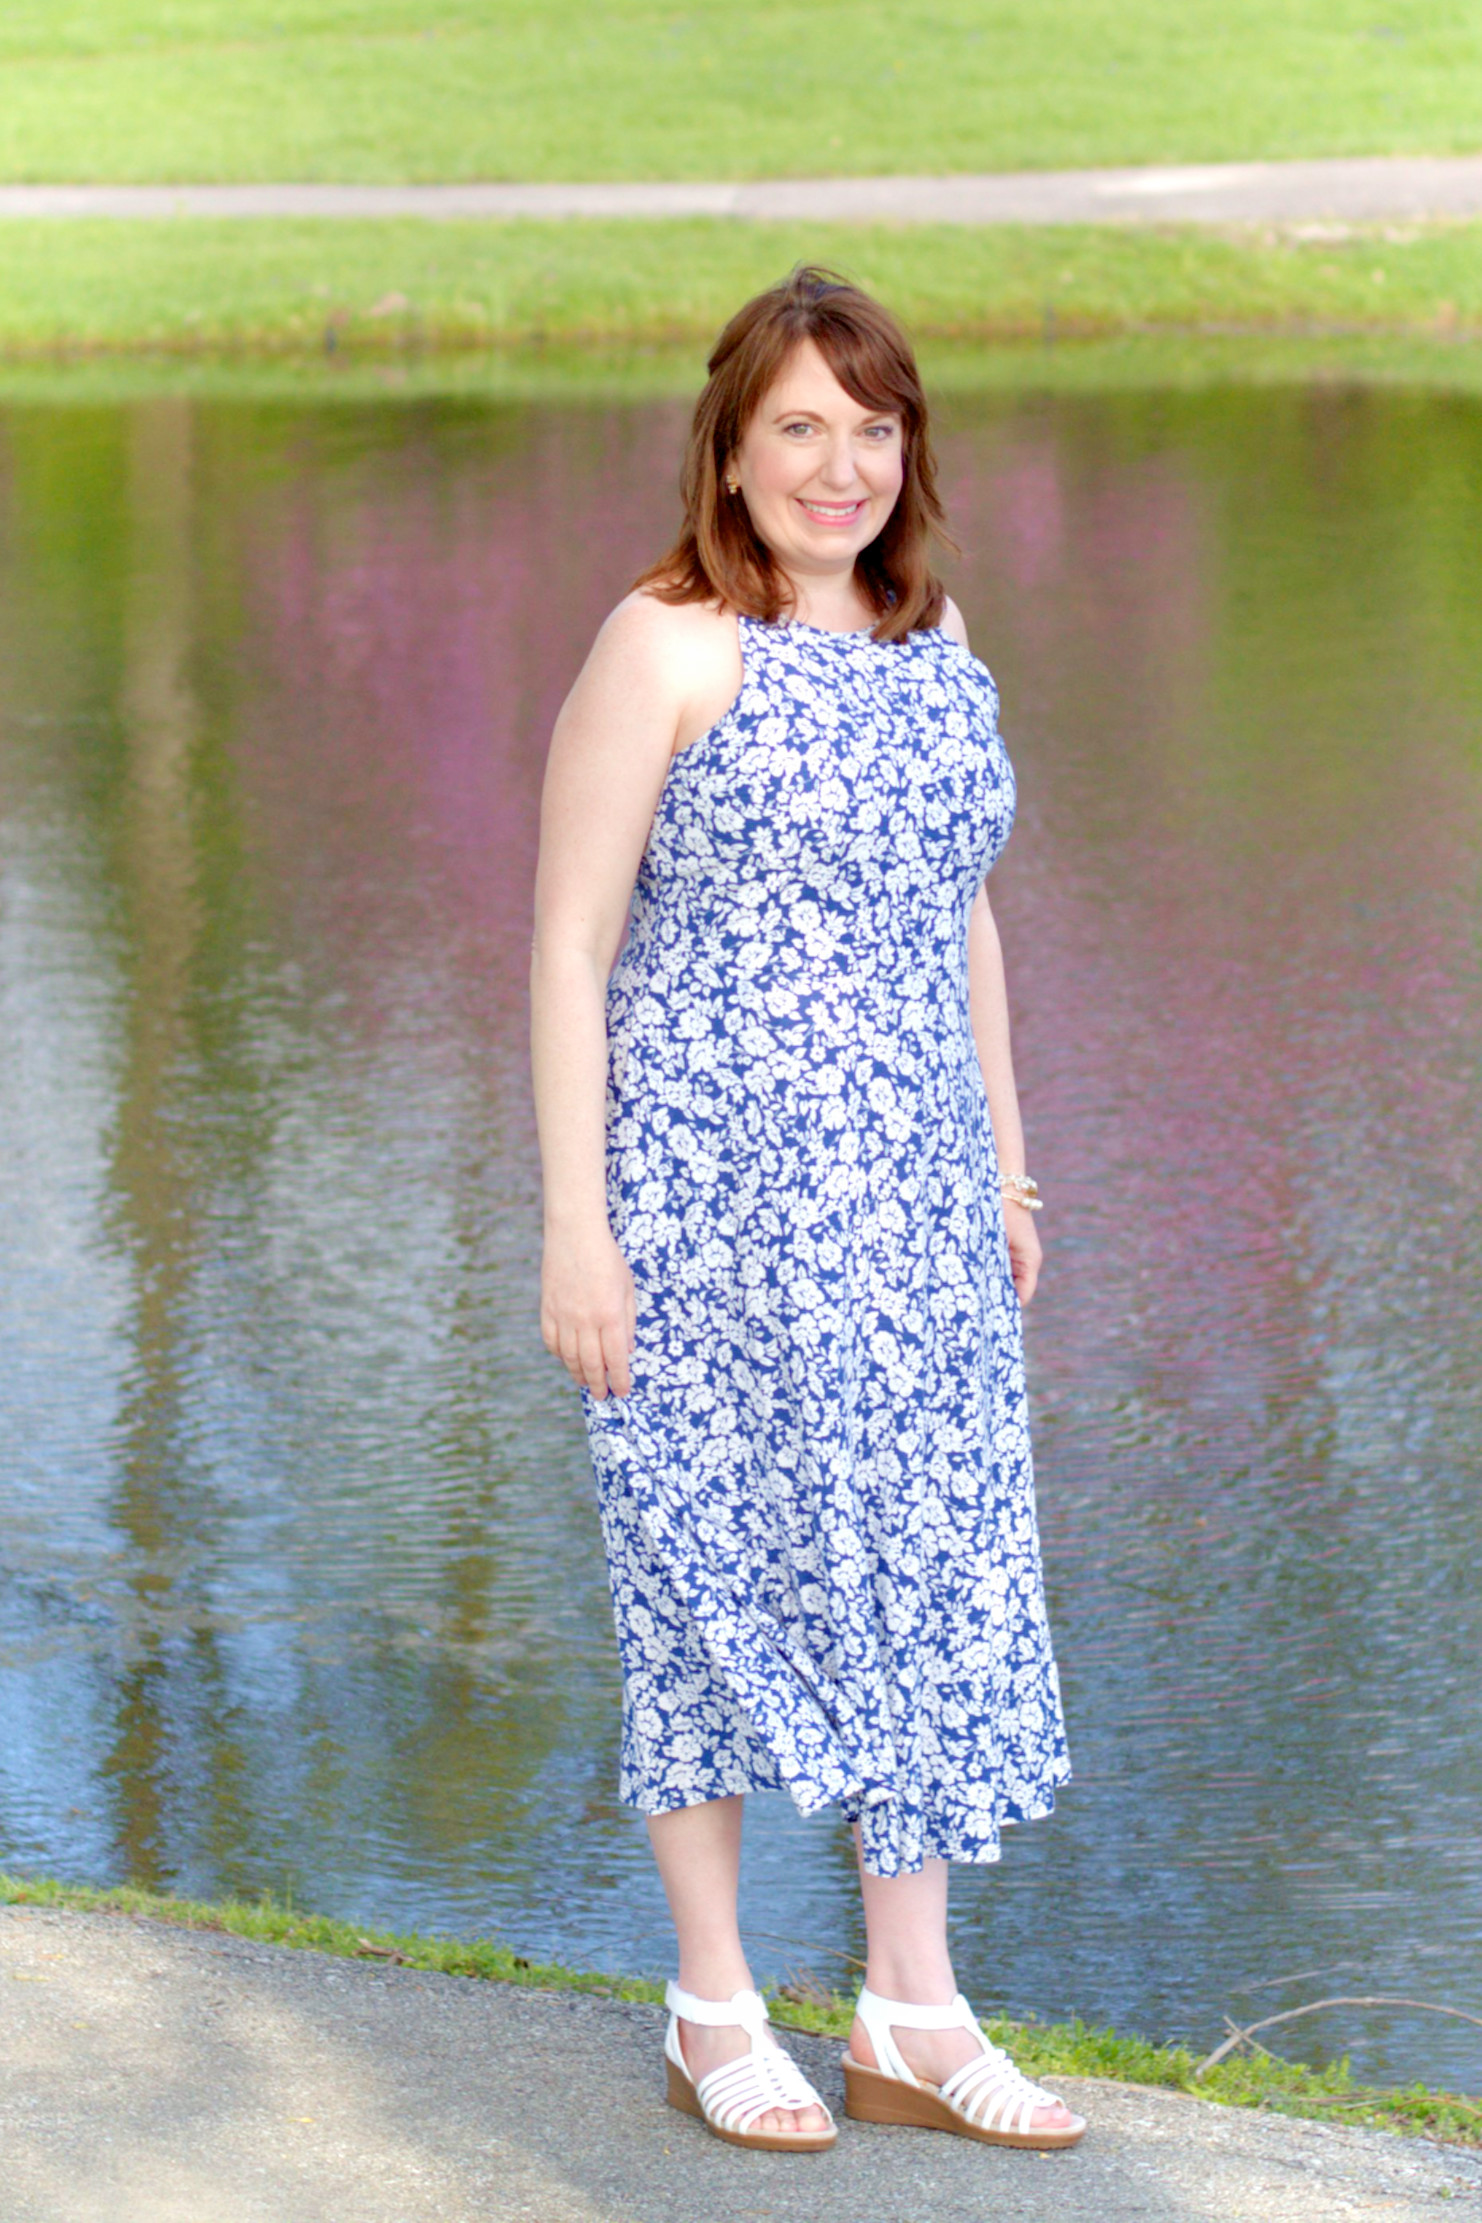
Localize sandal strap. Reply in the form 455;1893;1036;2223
852;1986;980;2086
941;2042;1061;2136
695;2046;829;2136
664;1982;769;2035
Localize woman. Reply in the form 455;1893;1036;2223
530;267;1078;2155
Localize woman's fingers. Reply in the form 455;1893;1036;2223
556;1310;634;1399
556;1320;601;1396
603;1315;633;1399
573;1323;611;1398
1010;1239;1039;1304
1003;1202;1042;1307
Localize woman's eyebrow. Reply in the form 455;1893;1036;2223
769;406;900;424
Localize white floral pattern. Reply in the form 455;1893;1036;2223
582;614;1069;1875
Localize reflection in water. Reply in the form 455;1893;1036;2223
0;381;1478;2086
108;397;205;1888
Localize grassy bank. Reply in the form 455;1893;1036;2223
1;215;1481;362
4;1871;1478;2148
1;2;1480;183
6;330;1482;409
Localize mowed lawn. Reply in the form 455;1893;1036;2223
1;1;1481;183
4;2;1482;357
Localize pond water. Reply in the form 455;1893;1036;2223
1;373;1479;2090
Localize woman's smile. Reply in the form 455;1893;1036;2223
796;495;870;526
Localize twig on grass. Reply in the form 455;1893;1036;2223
1222;2015;1285;2066
1196;1996;1482;2078
740;1927;866;1971
354;1938;407;1964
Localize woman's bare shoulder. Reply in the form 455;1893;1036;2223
580;591;739;726
938;593;971;649
598;588;736;662
558;590;738;758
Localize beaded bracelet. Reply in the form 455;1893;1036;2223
1000;1172;1043;1213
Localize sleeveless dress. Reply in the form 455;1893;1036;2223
581;613;1069;1876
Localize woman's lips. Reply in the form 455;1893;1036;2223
796;497;868;526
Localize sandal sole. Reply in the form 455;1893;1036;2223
842;2056;1086;2149
666;2057;838;2151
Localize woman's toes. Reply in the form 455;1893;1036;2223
759;2103;827;2135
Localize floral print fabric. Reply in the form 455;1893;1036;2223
582;614;1069;1875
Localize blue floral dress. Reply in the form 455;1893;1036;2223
581;613;1069;1876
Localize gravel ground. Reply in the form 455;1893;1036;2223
2;1906;1478;2223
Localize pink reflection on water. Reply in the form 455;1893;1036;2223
220;405;691;1015
937;403;1481;1569
210;390;1481;1536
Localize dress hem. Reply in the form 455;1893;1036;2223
619;1762;1072;1877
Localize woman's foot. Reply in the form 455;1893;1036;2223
848;2008;1081;2140
679;2017;832;2137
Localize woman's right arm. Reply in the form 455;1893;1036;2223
530;595;691;1401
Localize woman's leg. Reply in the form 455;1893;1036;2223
849;1831;1077;2132
648;1796;828;2133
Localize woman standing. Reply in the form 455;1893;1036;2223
530;267;1078;2154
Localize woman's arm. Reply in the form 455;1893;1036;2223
968;885;1041;1305
530;595;700;1399
940;596;1042;1304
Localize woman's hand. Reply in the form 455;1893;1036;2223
1004;1198;1042;1307
540;1220;637;1400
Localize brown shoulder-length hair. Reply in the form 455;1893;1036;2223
635;265;953;643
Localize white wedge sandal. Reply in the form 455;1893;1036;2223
843;1987;1086;2149
663;1982;838;2152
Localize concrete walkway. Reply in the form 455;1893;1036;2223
3;1907;1479;2223
2;154;1482;225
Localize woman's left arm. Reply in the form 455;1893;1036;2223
968;882;1042;1306
940;595;1043;1307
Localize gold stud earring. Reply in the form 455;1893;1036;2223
726;478;740;494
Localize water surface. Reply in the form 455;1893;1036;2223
1;376;1479;2087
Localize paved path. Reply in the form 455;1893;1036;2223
2;155;1482;226
3;1907;1479;2223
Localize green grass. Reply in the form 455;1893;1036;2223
3;3;1480;360
4;1871;1479;2148
0;3;1480;184
1;214;1480;362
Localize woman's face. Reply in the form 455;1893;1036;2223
730;339;904;588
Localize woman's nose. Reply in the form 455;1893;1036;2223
817;435;859;490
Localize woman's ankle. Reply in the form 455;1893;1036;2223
674;1951;754;2003
860;1960;958;2006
